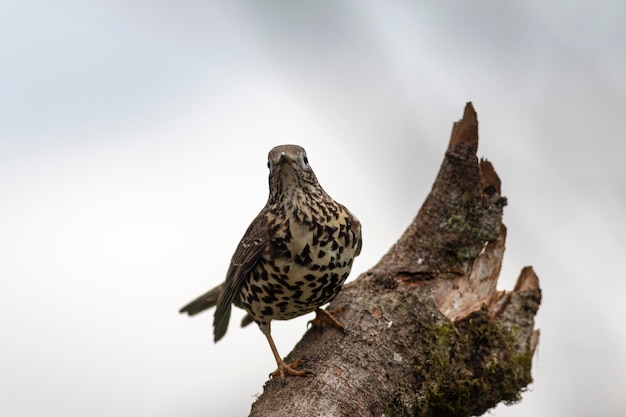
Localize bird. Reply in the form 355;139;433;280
180;144;362;380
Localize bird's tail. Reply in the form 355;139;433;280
179;283;224;316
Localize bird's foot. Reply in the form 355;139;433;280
308;306;346;331
269;359;314;381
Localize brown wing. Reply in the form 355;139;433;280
351;214;362;257
213;208;269;342
341;204;362;257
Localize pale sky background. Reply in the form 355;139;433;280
1;1;625;416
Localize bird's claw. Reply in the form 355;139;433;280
308;306;347;332
269;359;314;382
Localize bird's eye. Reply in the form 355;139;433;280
267;161;270;169
303;155;309;165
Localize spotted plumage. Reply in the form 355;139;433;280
180;144;362;379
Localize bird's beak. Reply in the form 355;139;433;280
270;152;294;171
277;152;292;165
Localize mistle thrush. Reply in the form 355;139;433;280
180;144;362;379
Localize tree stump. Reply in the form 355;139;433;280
249;102;541;417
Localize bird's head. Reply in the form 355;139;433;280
267;144;321;204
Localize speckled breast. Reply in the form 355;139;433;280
239;208;360;325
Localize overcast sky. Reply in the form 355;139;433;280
1;1;625;416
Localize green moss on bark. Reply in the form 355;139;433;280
385;308;533;417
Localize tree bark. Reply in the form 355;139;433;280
249;103;542;417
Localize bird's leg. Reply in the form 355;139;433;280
308;306;346;331
259;322;311;380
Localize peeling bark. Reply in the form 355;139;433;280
248;103;541;417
